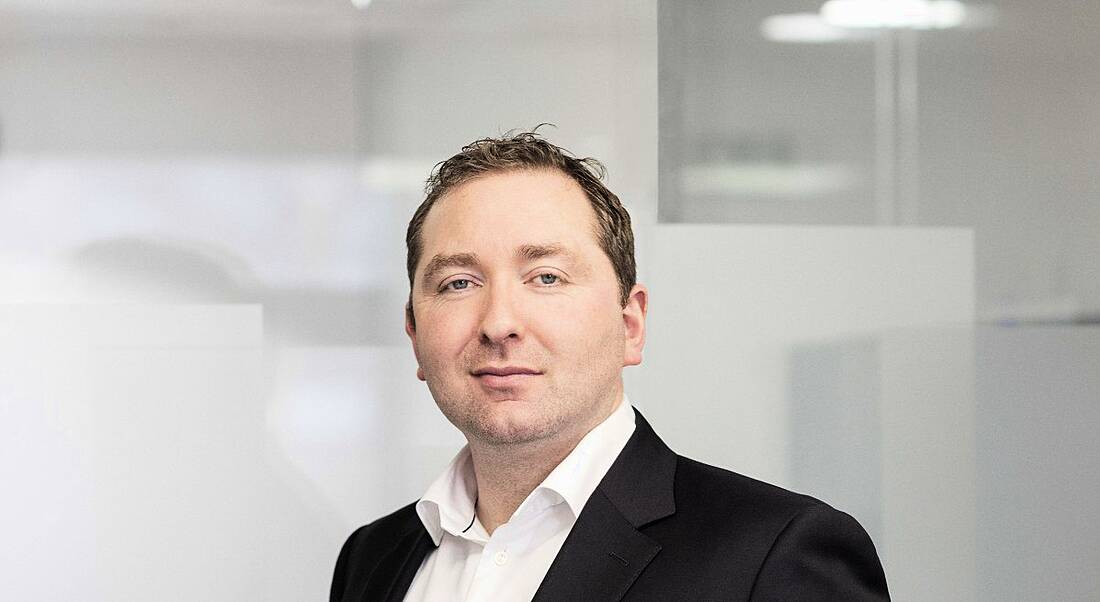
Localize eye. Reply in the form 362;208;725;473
441;278;474;292
535;273;561;286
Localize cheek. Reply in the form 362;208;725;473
417;310;478;361
545;303;622;356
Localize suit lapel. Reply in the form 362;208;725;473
533;410;678;601
531;490;660;601
352;525;434;602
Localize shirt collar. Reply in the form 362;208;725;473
520;397;636;519
415;445;478;546
415;396;637;546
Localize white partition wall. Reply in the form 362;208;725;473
785;327;978;599
637;224;974;479
631;224;975;600
655;1;1100;598
0;3;658;600
0;305;266;600
974;327;1100;601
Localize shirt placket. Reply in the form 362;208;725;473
463;525;514;602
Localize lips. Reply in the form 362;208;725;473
471;366;542;390
472;366;541;377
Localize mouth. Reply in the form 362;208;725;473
471;366;542;389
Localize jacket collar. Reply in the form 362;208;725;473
531;408;677;601
362;523;435;602
367;408;677;602
415;398;639;546
592;408;678;528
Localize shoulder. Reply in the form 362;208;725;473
672;455;826;530
330;502;423;600
602;411;887;597
659;456;888;600
671;454;876;550
340;501;423;553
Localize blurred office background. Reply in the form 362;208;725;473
0;1;1095;600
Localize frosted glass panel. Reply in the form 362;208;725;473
975;326;1100;601
637;224;972;482
0;2;657;600
659;0;1100;321
659;1;877;224
634;224;974;600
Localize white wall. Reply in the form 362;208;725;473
0;35;357;156
639;224;973;482
0;3;659;600
974;326;1100;601
636;225;976;600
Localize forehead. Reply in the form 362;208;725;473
420;169;601;257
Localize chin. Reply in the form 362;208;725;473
477;427;556;446
461;405;563;446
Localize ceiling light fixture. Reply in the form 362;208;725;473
763;0;993;43
761;13;874;44
820;0;967;30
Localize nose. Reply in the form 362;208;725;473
478;282;524;347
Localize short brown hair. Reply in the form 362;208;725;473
405;129;636;325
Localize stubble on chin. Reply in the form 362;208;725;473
433;390;570;446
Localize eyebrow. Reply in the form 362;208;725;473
517;243;573;262
419;243;584;290
420;252;480;290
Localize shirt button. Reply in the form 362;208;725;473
494;551;508;566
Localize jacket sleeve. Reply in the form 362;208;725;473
748;504;890;601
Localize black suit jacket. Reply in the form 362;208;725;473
331;410;890;601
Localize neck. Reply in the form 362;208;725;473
467;392;623;534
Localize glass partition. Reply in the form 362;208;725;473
0;3;656;600
659;1;1100;599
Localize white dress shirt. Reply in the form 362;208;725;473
404;397;637;602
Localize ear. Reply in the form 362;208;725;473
622;283;648;367
405;301;426;381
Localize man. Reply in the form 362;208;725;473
331;132;890;601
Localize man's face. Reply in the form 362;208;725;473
405;169;647;447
